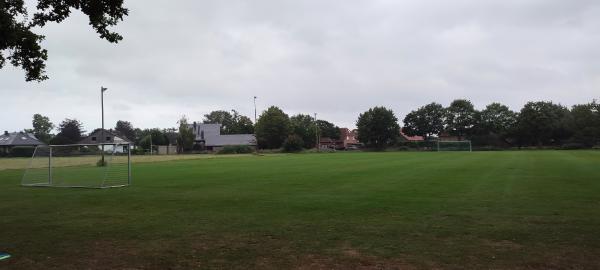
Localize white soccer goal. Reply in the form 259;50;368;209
436;140;472;152
21;143;131;188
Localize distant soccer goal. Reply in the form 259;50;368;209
21;143;131;188
436;140;472;152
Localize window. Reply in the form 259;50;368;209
106;136;111;141
91;137;97;141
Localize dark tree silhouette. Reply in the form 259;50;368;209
402;102;445;139
255;106;291;149
115;120;135;142
356;106;400;149
290;114;318;149
51;118;84;144
1;0;128;81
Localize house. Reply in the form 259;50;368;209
79;129;132;152
318;137;344;150
0;131;45;155
340;128;362;149
190;122;256;151
80;129;131;145
399;130;425;142
317;128;362;150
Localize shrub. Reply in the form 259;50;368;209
96;159;108;167
131;147;146;155
9;146;36;157
282;134;304;152
561;143;587;150
218;145;254;154
395;141;438;151
256;148;282;154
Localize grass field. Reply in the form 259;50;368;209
1;151;600;269
0;154;254;171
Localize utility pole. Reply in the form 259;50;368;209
253;96;258;153
314;113;319;152
101;87;108;165
254;96;257;124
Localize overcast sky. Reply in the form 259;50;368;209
2;0;600;133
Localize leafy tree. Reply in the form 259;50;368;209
515;101;572;146
204;110;234;133
356;106;400;149
133;128;145;145
230;110;254;134
445;99;477;140
136;128;169;150
149;129;168;145
115;120;135;141
255;106;291;149
163;127;179;145
177;116;195;152
137;135;151;150
402;102;445;138
290;114;317;148
51;118;84;144
282;134;304;152
467;103;518;148
477;103;517;136
316;120;341;140
31;113;53;143
137;135;152;150
1;0;128;81
570;101;600;146
204;110;254;134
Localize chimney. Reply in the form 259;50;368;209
4;131;8;135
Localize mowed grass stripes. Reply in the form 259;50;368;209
0;151;599;269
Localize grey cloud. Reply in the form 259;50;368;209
1;0;599;132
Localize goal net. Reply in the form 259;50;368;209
436;140;472;152
21;143;131;188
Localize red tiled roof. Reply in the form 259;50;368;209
400;130;424;141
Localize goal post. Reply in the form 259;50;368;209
436;140;472;152
21;143;131;188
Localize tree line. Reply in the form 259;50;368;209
20;108;341;153
251;99;599;151
23;115;175;152
364;99;600;149
18;98;600;153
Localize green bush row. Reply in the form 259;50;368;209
217;145;255;154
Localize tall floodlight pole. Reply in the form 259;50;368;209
101;87;108;165
314;113;319;152
253;96;258;153
254;96;257;124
